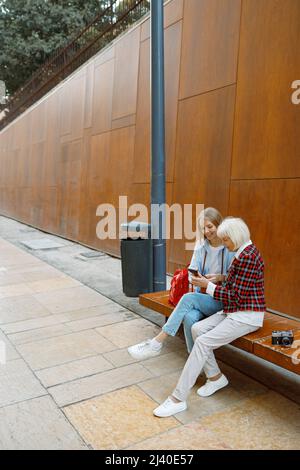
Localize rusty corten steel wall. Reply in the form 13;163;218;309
0;0;299;318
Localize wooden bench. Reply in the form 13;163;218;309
139;291;300;375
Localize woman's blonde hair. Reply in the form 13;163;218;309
217;217;251;250
197;207;223;238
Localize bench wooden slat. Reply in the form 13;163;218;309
139;291;173;317
139;291;300;375
253;330;300;375
232;312;300;353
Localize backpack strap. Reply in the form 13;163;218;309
221;248;225;274
201;250;207;274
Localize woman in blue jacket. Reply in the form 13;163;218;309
128;207;235;358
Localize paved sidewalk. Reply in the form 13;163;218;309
0;232;299;449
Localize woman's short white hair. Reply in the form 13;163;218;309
217;217;251;250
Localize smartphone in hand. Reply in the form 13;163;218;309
188;268;199;277
188;269;208;279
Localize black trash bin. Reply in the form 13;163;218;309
120;222;153;297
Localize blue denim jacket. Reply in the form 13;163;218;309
189;239;235;292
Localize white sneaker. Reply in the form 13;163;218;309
197;374;228;397
127;339;162;360
153;397;187;417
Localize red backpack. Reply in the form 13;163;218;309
168;267;190;306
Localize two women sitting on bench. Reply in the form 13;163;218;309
128;208;234;382
129;214;266;417
128;207;234;360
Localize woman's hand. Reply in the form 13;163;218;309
191;274;209;289
205;274;226;284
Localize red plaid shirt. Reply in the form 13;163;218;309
213;244;266;313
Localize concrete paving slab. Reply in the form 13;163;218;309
16;330;117;370
0;396;88;450
20;238;65;250
95;318;161;348
33;285;112;314
141;350;188;377
66;310;138;332
0;295;51;325
0;283;34;299
36;354;113;388
49;363;153;407
25;277;81;293
0;358;46;407
0;331;20;361
102;341;186;369
0;217;299;450
7;324;74;346
1;313;69;335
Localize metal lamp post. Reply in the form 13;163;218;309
150;0;166;292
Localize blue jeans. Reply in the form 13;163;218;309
162;292;223;353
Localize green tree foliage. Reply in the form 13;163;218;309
0;0;112;95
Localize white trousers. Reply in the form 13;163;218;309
173;312;259;401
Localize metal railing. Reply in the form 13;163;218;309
0;0;150;130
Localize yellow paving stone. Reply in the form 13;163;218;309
64;385;178;449
138;371;251;425
128;420;231;450
199;391;300;450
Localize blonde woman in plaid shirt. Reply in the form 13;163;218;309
154;217;266;418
